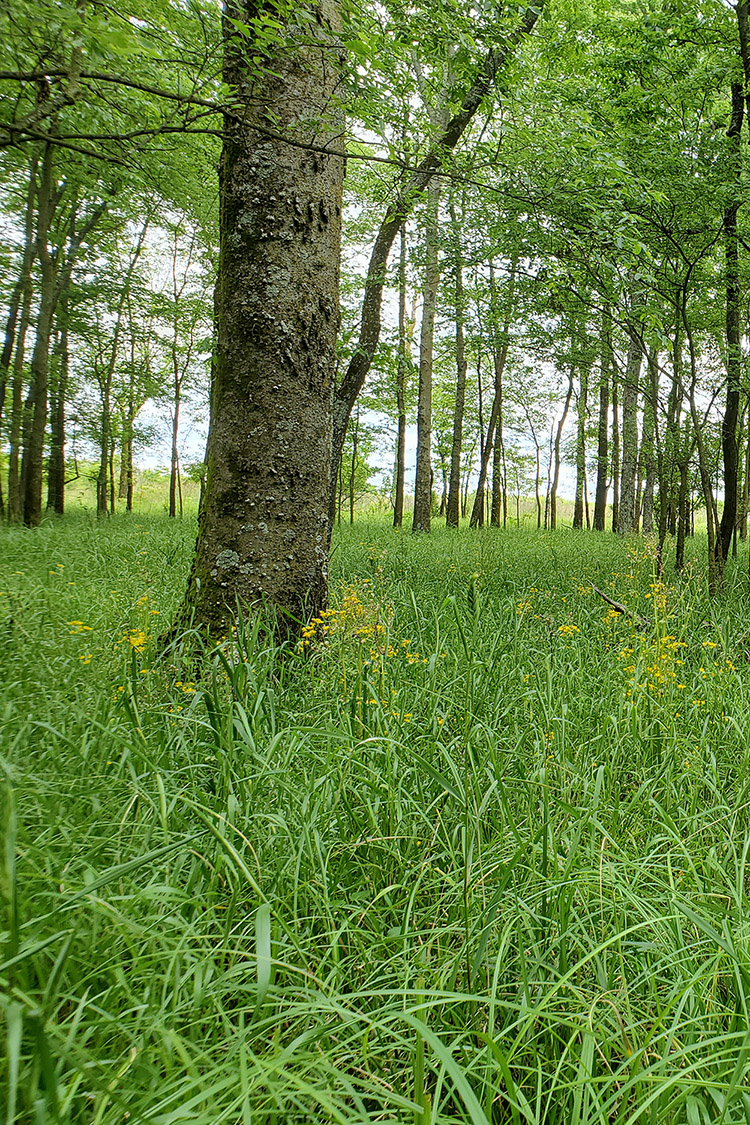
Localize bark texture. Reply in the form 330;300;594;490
183;0;344;636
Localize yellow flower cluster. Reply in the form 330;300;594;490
300;586;393;652
619;634;686;698
119;629;148;653
557;624;580;636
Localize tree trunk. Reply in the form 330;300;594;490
446;202;467;528
471;258;515;528
169;394;181;518
178;0;344;637
719;83;744;564
550;368;574;530
46;296;68;514
593;302;611;530
393;223;408;528
22;144;56;528
412;177;441;533
7;165;36;524
675;460;688;572
8;294;32;525
118;411;129;499
349;407;359;524
618;297;642;535
640;350;657;535
611;365;620;533
573;361;589;529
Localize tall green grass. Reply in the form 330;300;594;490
2;513;750;1122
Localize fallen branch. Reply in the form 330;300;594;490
590;583;651;629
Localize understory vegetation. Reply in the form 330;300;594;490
3;515;750;1123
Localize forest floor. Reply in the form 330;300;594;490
2;513;750;1123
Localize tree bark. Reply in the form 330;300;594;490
179;0;345;637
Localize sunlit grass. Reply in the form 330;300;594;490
2;513;750;1122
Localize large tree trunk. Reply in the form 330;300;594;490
593;302;611;530
393;224;408;528
179;0;344;637
446;202;467;528
412;177;441;533
329;7;542;535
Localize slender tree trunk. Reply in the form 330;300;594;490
683;303;721;592
0;282;23;519
741;412;750;541
7;178;36;524
178;0;345;636
640;350;657;534
412;177;441;533
118;410;129;499
550;368;574;530
446;203;467;528
169;394;181;518
348;407;359;523
719;84;744;564
471;258;515;528
109;434;116;513
593;302;611;530
393;224;408;528
675;460;688;572
22;145;56;528
611;365;620;533
46;296;68;514
619;295;642;535
573;361;589;529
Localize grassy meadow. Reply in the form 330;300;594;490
3;512;750;1123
